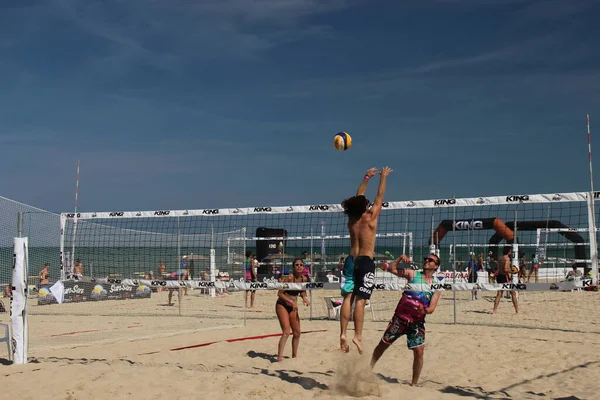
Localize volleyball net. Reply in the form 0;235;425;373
5;190;600;359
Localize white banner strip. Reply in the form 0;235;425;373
62;191;591;220
81;278;587;292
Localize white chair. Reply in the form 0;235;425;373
323;296;375;321
324;296;342;320
364;299;376;322
0;323;11;362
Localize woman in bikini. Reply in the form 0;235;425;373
275;258;310;362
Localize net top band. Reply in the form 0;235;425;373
62;191;594;219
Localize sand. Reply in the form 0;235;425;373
1;288;599;400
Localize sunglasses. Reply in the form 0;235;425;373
424;257;438;264
294;263;304;266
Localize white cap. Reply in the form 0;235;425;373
182;255;188;259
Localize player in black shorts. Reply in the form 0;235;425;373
492;246;519;314
341;166;392;354
353;256;376;299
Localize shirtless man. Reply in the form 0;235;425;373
340;166;392;354
492;246;519;314
371;253;442;386
339;167;380;353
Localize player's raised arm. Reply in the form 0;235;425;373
368;166;392;218
356;168;379;196
390;255;415;280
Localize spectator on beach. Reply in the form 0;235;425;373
527;253;540;283
245;250;257;308
301;251;312;277
467;253;479;300
338;256;346;272
72;260;83;279
492;246;519;314
178;256;189;295
39;263;50;287
518;253;528;283
566;265;583;281
188;257;195;280
486;255;498;283
157;262;168;279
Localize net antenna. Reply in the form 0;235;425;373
70;160;81;277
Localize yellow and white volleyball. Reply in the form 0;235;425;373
91;285;106;296
511;265;520;274
136;285;150;294
333;132;352;151
38;288;49;298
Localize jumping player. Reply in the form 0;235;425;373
340;166;392;354
339;167;379;353
370;253;442;386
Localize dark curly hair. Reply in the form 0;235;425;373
341;195;370;219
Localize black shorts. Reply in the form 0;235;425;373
353;256;376;300
496;274;509;284
276;299;295;313
468;272;478;283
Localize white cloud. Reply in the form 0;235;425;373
45;0;352;80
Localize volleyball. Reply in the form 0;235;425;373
511;265;520;274
333;132;352;151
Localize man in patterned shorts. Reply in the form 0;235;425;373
370;253;442;386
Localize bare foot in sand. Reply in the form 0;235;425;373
352;338;363;355
340;335;350;353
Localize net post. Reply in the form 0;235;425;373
17;212;24;237
11;212;29;364
452;201;457;325
209;249;216;298
587;192;599;284
512;209;519;285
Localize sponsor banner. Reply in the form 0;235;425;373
37;280;152;305
90;279;578;292
378;281;577;292
109;278;331;291
62;192;589;219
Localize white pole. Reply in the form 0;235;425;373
587;115;599;284
210;224;216;298
59;214;66;281
587;193;598;284
513;209;519;285
12;213;28;364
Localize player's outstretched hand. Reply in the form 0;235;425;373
398;254;411;264
365;167;379;177
381;166;393;177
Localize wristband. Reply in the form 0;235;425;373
364;175;371;180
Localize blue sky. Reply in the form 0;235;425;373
1;0;599;213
